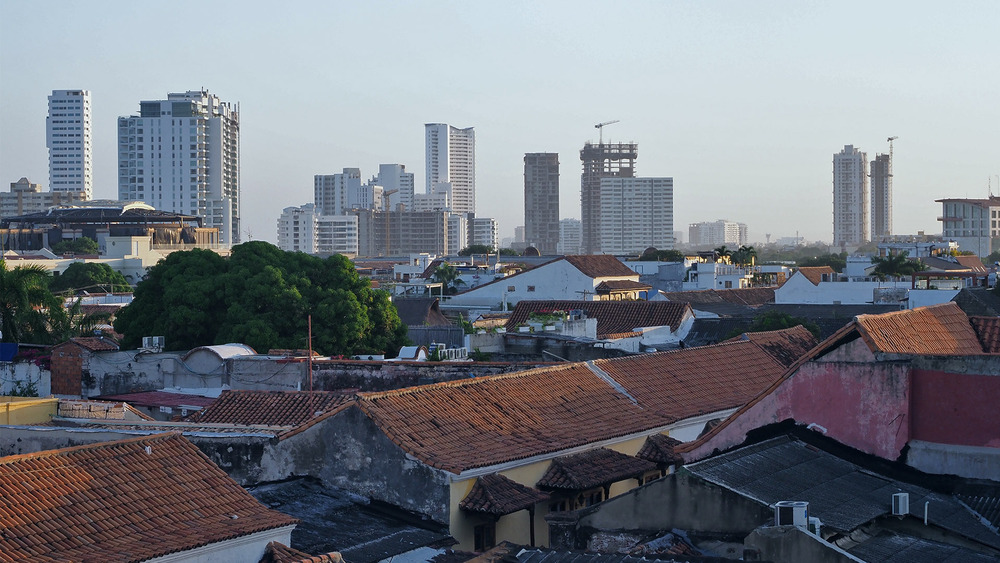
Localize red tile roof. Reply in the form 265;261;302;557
795;266;836;286
58;399;155;421
854;302;985;355
505;300;692;337
191;390;352;428
956;255;988;272
260;541;344;563
637;434;684;465
61;336;119;352
94;391;215;410
594;280;652;292
535;448;657;490
0;433;297;562
970;316;1000;353
356;338;788;473
724;325;819;367
459;474;550;515
563;255;637;278
661;287;775;307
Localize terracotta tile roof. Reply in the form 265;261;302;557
505;300;692;337
594;280;652;292
58;399;155;421
95;391;215;410
357;338;788;474
795;266;836;286
536;448;657;490
854;302;985;355
260;541;344;563
636;434;684;465
563;255;637;278
191;390;352;428
394;297;453;326
956;255;988;272
661;287;775;307
62;335;119;352
0;433;297;562
724;325;819;367
970;316;1000;353
459;473;550;515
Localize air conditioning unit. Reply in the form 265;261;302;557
142;336;165;352
774;501;809;529
892;492;909;516
808;516;822;536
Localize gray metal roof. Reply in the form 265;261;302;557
685;436;1000;550
848;531;1000;563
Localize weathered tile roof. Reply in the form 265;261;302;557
956;255;988;272
394;297;453;327
636;434;684;465
724;325;818;367
505;300;692;337
0;433;297;562
536;448;657;490
794;266;836;285
854;302;985;355
459;473;550;515
191;390;352;427
63;335;119;352
665;287;775;307
357;338;789;474
94;390;215;410
952;288;1000;317
969;316;1000;353
594;280;652;292
260;541;344;563
563;255;637;278
58;399;155;421
848;530;1000;563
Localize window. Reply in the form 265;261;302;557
527;286;535;292
507;285;515;292
473;522;495;551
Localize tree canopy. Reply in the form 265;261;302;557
458;244;494;256
49;262;131;294
870;251;925;281
797;252;847;272
113;242;408;355
0;261;62;343
638;248;685;262
51;238;99;256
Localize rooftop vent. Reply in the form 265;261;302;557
892;492;909;516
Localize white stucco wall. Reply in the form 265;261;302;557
446;260;600;308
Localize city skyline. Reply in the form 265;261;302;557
1;1;998;247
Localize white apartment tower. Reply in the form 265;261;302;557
374;164;415;211
688;219;748;247
276;203;358;255
118;90;240;244
558;218;583;255
425;124;475;215
47;90;92;197
315;169;383;216
599;177;674;255
833;145;868;247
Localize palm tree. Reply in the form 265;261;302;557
713;245;732;264
871;251;925;281
0;261;57;343
732;245;757;267
431;263;465;295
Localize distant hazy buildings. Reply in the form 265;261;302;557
523;152;560;255
688;219;748;247
937;196;1000;257
598;177;673;255
471;217;499;251
374;164;414;212
355;210;450;256
314;169;383;216
118;90;240;244
833;144;869;247
558;218;582;255
2;177;86;219
47;90;92;198
870;152;892;240
425;124;475;215
580;142;637;254
277;204;319;253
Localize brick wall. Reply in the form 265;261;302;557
49;343;83;396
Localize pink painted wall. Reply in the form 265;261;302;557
911;369;1000;448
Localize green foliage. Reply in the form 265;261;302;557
985;251;1000;265
731;245;757;267
469;348;492;362
431;263;464;295
798;252;847;273
638;248;685;262
113;242;409;356
870;251;926;281
458;244;494;256
726;311;821;339
49;262;130;294
9;377;38;397
51;237;99;255
499;248;519;256
0;260;63;344
713;245;732;262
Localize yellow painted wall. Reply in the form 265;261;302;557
448;432;660;551
0;396;57;425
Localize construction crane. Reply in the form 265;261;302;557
595;120;620;143
887;136;898;176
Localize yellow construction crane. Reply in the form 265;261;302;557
595;120;620;143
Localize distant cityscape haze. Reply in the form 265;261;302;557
1;1;997;247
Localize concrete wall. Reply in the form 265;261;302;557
906;440;1000;481
910;368;1000;448
446;260;626;308
0;397;57;425
744;526;863;563
0;362;48;396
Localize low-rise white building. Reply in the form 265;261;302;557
937;196;1000;257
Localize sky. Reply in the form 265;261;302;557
1;1;998;246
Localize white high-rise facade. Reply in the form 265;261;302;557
315;169;384;216
833;144;868;247
558;218;582;255
598;177;674;255
425;123;475;215
373;164;415;211
471;217;499;251
47;90;92;198
118;90;240;244
688;219;748;247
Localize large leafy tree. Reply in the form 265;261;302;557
114;242;407;355
0;261;64;344
870;251;926;281
49;262;131;294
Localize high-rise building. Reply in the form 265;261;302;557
118;90;240;244
557;219;582;255
47;90;92;198
315;169;383;216
870;153;892;240
523;153;560;255
598;177;673;255
471;217;499;251
2;177;87;219
373;164;415;211
425;124;475;215
276;203;359;255
833;145;868;247
354;209;450;257
688;219;748;247
580;142;637;254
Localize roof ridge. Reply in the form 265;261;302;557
359;362;585;400
0;431;180;465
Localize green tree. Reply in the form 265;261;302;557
431;262;464;295
48;298;114;343
870;251;925;281
499;248;519;256
0;261;62;344
713;245;732;263
639;248;686;262
459;244;494;256
51;238;99;255
798;253;847;273
49;262;131;294
731;245;757;267
726;311;821;339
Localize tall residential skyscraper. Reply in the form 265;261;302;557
523;153;560;255
374;164;415;211
425;124;475;215
870;153;892;240
118;90;240;243
599;177;674;255
47;90;92;198
580;142;637;254
315;169;383;216
833;144;868;247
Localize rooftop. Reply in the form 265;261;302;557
793;266;836;286
851;302;985;356
506;300;691;337
190;390;353;429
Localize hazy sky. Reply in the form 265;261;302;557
2;1;998;245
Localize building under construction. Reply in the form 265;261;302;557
580;142;637;254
